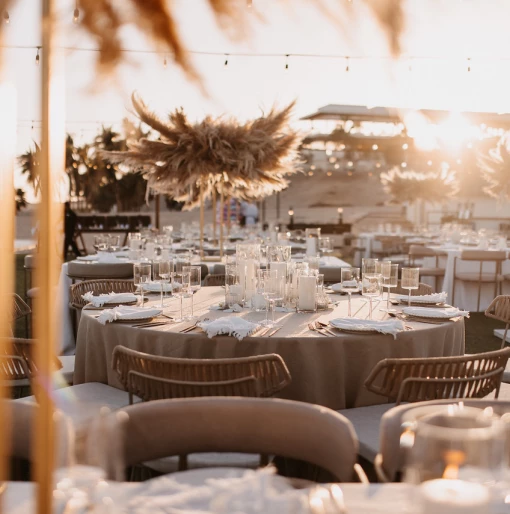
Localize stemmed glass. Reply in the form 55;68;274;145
183;265;201;319
319;237;332;256
362;258;381;320
153;260;172;308
341;267;360;317
108;235;121;253
259;270;279;326
381;262;399;311
401;267;420;306
133;263;151;308
172;270;190;322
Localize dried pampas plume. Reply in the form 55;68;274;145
104;93;301;209
478;135;510;202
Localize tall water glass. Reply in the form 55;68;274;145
183;265;201;319
258;270;277;326
153;260;172;308
225;263;241;307
382;262;399;310
401;267;420;306
172;271;190;322
341;267;360;317
133;263;151;308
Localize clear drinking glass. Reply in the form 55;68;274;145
133;263;151;308
172;271;190;322
341;267;360;317
382;262;399;311
259;270;279;326
108;235;120;253
401;267;420;306
319;237;332;256
93;235;107;253
183;265;201;319
153;260;172;308
361;258;381;320
306;254;320;271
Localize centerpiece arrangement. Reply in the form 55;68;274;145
477;134;510;202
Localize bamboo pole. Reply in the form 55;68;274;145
226;196;231;236
219;184;224;258
34;1;65;511
154;194;160;230
0;80;17;508
212;187;217;241
199;177;204;259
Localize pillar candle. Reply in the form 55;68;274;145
306;238;317;257
298;275;317;311
145;242;156;260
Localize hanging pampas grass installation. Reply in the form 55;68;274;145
477;135;510;202
104;93;301;208
381;165;459;204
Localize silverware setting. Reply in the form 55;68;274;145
132;321;173;328
308;322;332;337
179;318;209;333
315;321;338;337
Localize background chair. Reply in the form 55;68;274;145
102;397;365;483
338;347;510;468
452;250;506;311
66;261;134;283
202;274;225;287
392;281;433;296
485;295;510;350
69;279;136;311
407;245;445;293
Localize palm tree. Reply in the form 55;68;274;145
18;143;41;195
15;188;27;212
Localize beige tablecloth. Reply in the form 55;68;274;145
74;288;465;410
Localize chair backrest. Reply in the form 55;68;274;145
112;346;291;400
108;397;359;482
392;281;433;296
408;245;438;258
69;279;136;309
203;274;225;287
23;254;36;270
365;347;510;404
12;294;31;322
459;250;507;262
67;261;134;280
378;399;510;482
485;295;510;324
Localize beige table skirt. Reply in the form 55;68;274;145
74;288;465;410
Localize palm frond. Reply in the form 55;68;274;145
477;135;510;201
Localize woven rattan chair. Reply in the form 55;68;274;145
202;273;225;287
338;347;510;466
67;261;134;283
392;281;433;296
452;250;506;311
375;399;510;482
102;397;367;483
112;347;291;404
69;279;136;310
12;294;31;324
486;295;510;349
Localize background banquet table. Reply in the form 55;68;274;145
75;287;465;410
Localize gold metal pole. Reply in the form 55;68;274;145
0;80;17;508
34;1;65;511
199;177;204;259
212;187;217;241
219;184;224;258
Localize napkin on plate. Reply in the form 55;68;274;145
78;251;121;263
395;292;447;304
210;303;243;313
402;306;469;319
198;317;260;340
329;282;360;293
96;306;162;325
82;291;138;307
329;318;405;339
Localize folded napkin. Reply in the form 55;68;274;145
82;291;137;307
198;317;259;340
329;318;405;339
402;306;469;319
395;292;447;304
330;282;360;293
96;306;162;325
210;303;243;313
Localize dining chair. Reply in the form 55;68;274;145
69;279;136;310
202;273;225;287
12;294;31;325
452;250;506;311
112;347;292;403
101;397;367;483
407;245;445;293
485;295;510;350
66;261;134;283
338;347;510;467
391;281;433;296
375;398;510;482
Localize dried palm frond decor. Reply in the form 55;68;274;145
478;135;510;202
105;93;301;255
381;166;459;205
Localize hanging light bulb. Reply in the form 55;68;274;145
35;47;40;66
467;57;471;72
285;54;289;71
3;10;9;24
224;54;229;67
73;3;80;23
345;57;350;72
247;0;253;7
163;55;167;68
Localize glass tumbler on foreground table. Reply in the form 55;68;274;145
172;271;190;322
259;270;279;326
341;267;360;317
153;260;173;308
133;263;151;307
382;262;399;311
183;265;201;319
401;267;420;306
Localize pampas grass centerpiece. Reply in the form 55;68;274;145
478;135;510;202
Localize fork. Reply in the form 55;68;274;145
308;322;330;337
180;318;209;333
315;321;338;337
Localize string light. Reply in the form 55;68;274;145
247;0;253;7
163;55;167;68
401;162;407;168
427;160;433;166
73;1;80;23
345;56;350;72
3;10;9;24
467;57;471;72
224;54;229;67
372;144;378;150
35;47;40;65
285;54;289;71
402;143;408;150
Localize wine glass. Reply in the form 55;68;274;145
133;263;151;308
153;260;172;308
172;270;190;322
259;270;278;326
382;263;399;311
93;235;107;253
108;235;120;253
361;259;381;320
319;237;332;256
401;267;420;306
183;265;201;319
341;267;360;317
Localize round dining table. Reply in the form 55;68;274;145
74;286;465;410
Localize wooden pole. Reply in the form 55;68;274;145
199;178;204;259
154;194;160;230
226;196;231;236
212;187;217;241
0;79;17;507
219;184;224;258
34;1;64;511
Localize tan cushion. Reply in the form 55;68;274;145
455;272;504;282
338;403;397;462
67;261;134;280
418;267;445;277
